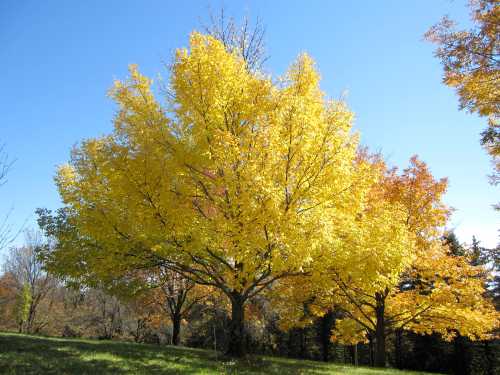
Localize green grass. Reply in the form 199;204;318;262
0;332;437;374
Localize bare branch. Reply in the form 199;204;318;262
203;8;268;72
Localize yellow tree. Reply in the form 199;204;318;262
54;32;365;356
273;156;499;367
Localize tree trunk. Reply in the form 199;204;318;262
26;301;36;334
453;335;469;375
299;328;307;359
226;292;246;357
395;329;403;369
368;333;374;366
374;293;386;367
484;341;494;375
172;312;181;346
318;311;334;362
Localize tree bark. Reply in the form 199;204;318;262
226;292;246;357
172;312;181;346
374;293;386;367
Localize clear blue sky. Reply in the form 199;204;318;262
0;0;498;254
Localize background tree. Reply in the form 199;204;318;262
426;0;499;118
426;0;499;207
0;143;15;250
0;272;17;323
150;267;208;345
3;231;56;334
14;283;31;333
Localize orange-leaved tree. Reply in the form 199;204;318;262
273;156;499;367
426;0;499;207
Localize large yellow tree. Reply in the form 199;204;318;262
54;32;368;356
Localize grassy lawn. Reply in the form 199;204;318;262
0;332;437;375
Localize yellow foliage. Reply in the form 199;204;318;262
273;156;499;345
55;32;361;301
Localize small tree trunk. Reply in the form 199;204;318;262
318;311;334;362
172;312;181;346
299;328;307;359
374;293;386;367
368;333;374;366
374;325;386;367
395;329;403;369
25;301;36;334
484;341;494;375
226;292;246;357
453;335;469;375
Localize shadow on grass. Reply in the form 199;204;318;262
0;332;331;375
0;332;430;374
0;332;219;374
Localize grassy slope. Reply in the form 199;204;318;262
0;332;437;375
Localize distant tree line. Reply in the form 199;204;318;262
0;229;497;374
